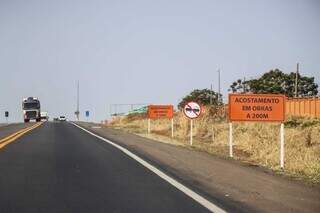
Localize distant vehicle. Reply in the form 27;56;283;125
40;112;49;121
53;117;59;121
22;97;41;123
58;116;66;121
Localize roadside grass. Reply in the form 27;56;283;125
109;113;320;185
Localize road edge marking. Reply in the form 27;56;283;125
71;122;226;213
0;122;43;149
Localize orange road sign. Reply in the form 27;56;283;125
229;94;285;122
148;105;174;119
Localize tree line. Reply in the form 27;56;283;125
179;69;318;108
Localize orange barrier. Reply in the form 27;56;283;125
285;97;320;118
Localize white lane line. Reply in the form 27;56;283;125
71;122;226;213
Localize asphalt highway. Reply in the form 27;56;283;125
0;122;216;213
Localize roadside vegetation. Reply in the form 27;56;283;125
108;69;319;184
109;111;320;185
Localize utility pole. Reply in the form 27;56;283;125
294;63;299;98
217;69;221;104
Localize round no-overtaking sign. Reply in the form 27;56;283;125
183;102;202;119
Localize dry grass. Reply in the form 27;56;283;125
109;112;320;184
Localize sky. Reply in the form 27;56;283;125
0;0;319;122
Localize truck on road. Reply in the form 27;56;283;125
22;97;41;122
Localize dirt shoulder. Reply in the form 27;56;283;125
0;123;34;140
77;122;320;213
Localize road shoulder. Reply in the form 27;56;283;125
76;122;320;213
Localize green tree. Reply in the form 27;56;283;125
230;79;249;93
178;89;222;109
230;69;318;97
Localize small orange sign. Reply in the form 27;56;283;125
229;94;285;122
148;105;174;119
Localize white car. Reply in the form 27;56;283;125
58;116;67;121
40;112;49;121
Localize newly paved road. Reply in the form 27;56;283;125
0;122;214;213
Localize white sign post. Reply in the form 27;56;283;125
183;102;202;146
229;122;233;157
190;119;193;145
147;118;151;134
171;118;174;138
280;123;285;169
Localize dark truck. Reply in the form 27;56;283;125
22;97;41;122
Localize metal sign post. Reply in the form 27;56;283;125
171;118;174;138
5;111;9;124
280;123;285;169
183;102;202;146
147;118;151;134
229;122;233;157
190;119;193;145
85;111;89;122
